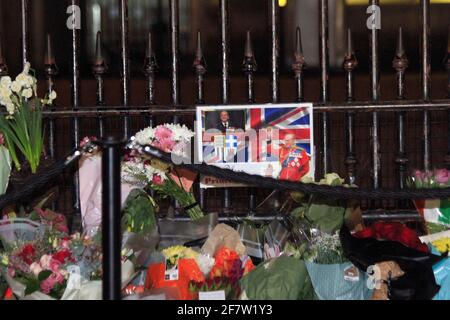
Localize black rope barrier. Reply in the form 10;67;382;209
136;143;450;201
0;146;87;210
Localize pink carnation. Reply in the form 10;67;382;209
153;137;176;152
154;126;173;141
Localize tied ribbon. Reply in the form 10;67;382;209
183;202;200;212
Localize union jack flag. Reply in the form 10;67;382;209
202;105;312;164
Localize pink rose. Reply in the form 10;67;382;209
434;169;450;185
152;174;163;185
48;259;62;272
30;262;43;276
40;254;52;269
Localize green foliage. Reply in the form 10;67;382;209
122;189;157;234
0;146;11;195
0;99;44;173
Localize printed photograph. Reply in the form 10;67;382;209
196;104;314;188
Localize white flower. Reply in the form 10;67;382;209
48;90;57;100
22;88;33;99
0;76;11;88
23;62;31;74
195;254;215;276
134;127;155;145
6;103;15;115
15;73;28;86
10;81;21;93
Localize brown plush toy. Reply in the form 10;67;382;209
370;261;405;300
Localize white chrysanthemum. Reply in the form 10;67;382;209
164;123;194;142
22;88;33;99
10;81;21;93
0;76;11;88
134;127;156;145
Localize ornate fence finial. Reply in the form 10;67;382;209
193;30;206;76
44;34;58;77
242;30;257;75
292;27;306;77
144;32;158;76
92;31;107;76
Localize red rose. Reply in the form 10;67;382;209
18;244;36;265
53;250;72;264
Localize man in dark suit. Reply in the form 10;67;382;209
217;110;233;133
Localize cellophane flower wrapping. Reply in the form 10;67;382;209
122;124;203;221
408;169;450;228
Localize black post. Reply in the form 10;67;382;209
101;137;123;300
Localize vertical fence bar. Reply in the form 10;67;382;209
369;0;381;190
100;137;123;301
143;32;158;128
93;31;107;138
446;28;450;168
193;31;206;209
319;0;330;176
21;0;29;66
243;30;257;212
120;0;130;138
393;27;409;193
44;34;58;160
269;0;280;103
292;27;305;103
220;0;231;212
343;29;357;184
421;0;431;171
170;0;180;124
70;0;81;224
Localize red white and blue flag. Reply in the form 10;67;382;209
202;105;312;164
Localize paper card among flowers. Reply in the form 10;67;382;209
196;103;314;188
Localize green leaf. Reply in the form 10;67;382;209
37;270;52;282
24;279;40;296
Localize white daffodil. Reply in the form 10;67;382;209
15;73;28;87
22;88;33;99
49;90;57;100
11;80;21;93
23;61;31;74
0;76;11;88
25;75;35;87
6;102;15;115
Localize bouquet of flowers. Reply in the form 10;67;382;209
408;169;450;228
0;62;56;173
123;124;203;221
0;208;135;300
